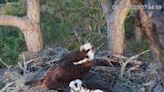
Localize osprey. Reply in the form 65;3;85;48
26;43;95;89
69;79;104;92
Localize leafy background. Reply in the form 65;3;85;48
0;0;151;68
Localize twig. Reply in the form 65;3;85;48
96;43;105;50
127;65;141;77
73;29;81;44
120;50;151;78
94;56;113;67
112;54;143;66
23;55;27;70
125;50;150;65
0;59;11;72
0;81;15;92
18;54;29;74
18;62;24;71
0;59;9;68
26;58;38;65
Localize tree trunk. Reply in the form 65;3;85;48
99;0;131;54
0;0;43;52
138;0;164;86
139;7;164;86
26;0;43;52
23;24;43;52
134;11;142;44
134;26;142;44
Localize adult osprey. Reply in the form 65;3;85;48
26;43;95;89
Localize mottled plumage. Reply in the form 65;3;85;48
26;43;95;89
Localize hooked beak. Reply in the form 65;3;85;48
91;46;96;56
92;46;96;53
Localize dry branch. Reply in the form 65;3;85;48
0;48;163;92
94;56;114;66
120;50;150;78
73;29;81;44
0;82;15;92
0;59;10;69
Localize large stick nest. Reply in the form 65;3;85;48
0;48;163;92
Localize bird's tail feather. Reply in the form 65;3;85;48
25;79;44;87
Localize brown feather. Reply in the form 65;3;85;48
26;50;94;89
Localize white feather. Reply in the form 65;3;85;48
87;50;94;60
80;43;92;51
69;79;104;92
73;58;91;65
75;43;95;65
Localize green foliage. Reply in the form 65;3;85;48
124;9;151;60
125;9;135;39
126;38;151;60
8;0;19;2
40;0;106;49
0;26;26;68
0;0;106;67
0;0;26;68
0;0;26;16
0;82;5;89
0;0;152;67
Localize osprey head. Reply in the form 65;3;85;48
80;43;95;60
69;79;83;91
69;79;104;92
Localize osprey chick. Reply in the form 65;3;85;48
69;79;104;92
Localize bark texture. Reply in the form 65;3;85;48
99;0;131;54
138;0;164;86
134;11;142;44
139;6;164;87
0;0;43;52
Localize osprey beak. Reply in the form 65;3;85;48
92;46;96;53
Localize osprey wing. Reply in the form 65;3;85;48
42;64;66;89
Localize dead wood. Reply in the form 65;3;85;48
0;48;163;92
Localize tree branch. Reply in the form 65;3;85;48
0;15;28;31
99;0;112;19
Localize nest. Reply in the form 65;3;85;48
0;48;163;92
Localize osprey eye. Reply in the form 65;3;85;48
86;55;89;58
75;83;78;87
86;49;90;52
